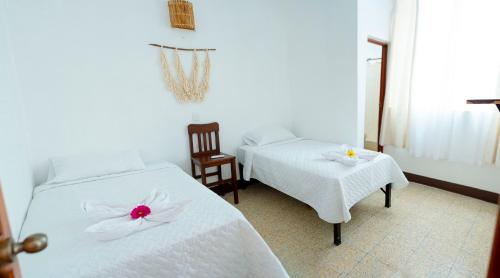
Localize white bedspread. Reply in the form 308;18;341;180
238;139;408;223
19;162;288;278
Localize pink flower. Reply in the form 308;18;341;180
130;205;151;219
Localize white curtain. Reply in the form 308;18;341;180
381;0;500;166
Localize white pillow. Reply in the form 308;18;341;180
242;126;296;146
47;150;146;184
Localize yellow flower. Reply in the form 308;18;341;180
346;149;356;158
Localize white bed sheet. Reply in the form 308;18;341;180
19;162;288;278
238;139;408;223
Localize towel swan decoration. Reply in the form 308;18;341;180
82;190;190;241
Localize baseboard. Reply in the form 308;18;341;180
404;172;499;204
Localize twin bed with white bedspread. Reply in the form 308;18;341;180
237;138;409;245
19;162;288;278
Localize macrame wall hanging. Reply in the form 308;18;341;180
150;44;215;103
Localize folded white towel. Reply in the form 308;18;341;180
322;145;379;166
82;190;190;241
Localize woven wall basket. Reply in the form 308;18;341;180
168;0;195;30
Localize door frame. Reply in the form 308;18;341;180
0;182;21;278
488;197;500;277
367;37;388;153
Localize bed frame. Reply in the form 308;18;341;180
238;163;392;246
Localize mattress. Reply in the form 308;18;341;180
238;139;408;223
19;162;288;278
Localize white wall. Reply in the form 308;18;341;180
386;146;500;194
357;0;394;147
287;0;359;145
0;0;34;239
3;0;294;184
286;0;393;147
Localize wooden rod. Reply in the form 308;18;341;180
149;43;216;51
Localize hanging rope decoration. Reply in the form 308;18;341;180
160;48;211;102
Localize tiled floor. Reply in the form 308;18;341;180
364;141;378;151
225;182;498;277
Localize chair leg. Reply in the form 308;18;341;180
200;166;207;186
231;160;239;204
217;165;222;182
191;161;196;178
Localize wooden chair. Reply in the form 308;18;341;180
187;122;239;204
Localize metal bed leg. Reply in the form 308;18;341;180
385;183;392;208
333;223;341;246
238;163;248;189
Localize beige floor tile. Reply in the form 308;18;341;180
349;203;373;217
310;243;367;274
226;182;496;277
476;204;499;230
357;193;390;213
462;224;495;257
396;216;434;243
419;193;451;209
453;250;489;276
371;208;410;226
281;256;324;278
402;183;429;192
428;215;473;245
315;267;342;278
448;266;481;278
475;214;497;231
410;204;448;222
414;235;462;265
479;202;499;216
463;246;492;262
402;254;453;277
348;254;401;278
446;203;481;221
383;225;429;251
343;209;375;234
361;214;395;232
396;193;429;208
397;184;431;197
371;235;415;268
345;225;389;253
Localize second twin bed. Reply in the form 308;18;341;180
237;129;408;245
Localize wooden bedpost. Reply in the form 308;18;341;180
333;223;341;246
385;183;392;208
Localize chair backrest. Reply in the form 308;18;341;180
187;122;220;157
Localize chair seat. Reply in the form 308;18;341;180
191;152;235;168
